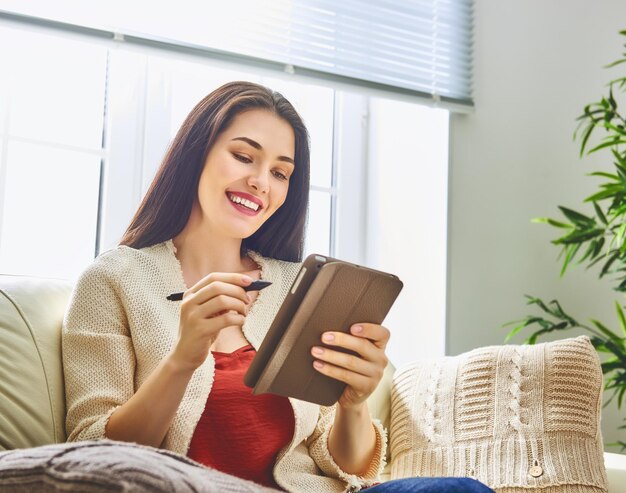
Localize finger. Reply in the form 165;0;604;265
193;295;248;319
320;331;382;364
203;311;246;331
348;323;390;348
188;272;253;295
312;359;377;395
311;346;378;377
189;281;250;306
217;310;246;327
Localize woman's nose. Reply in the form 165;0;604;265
248;169;270;194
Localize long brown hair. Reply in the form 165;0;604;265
119;81;310;262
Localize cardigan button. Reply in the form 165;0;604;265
529;462;543;477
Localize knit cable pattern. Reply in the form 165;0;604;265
389;336;608;493
456;348;497;442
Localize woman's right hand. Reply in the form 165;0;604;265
169;273;253;373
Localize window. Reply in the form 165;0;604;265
0;26;106;279
0;0;474;105
365;97;449;366
0;26;340;279
0;16;450;363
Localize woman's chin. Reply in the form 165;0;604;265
221;211;268;239
224;224;262;241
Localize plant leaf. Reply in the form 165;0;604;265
531;217;572;229
527;328;553;345
585;189;623;202
553;228;604;245
616;223;626;251
578;239;598;264
591;236;606;260
558;206;595;227
602;360;625;373
589;171;620;181
600;251;620;277
579;123;595;157
593;202;609;225
616;301;626;338
561;243;580;276
504;317;545;342
590;319;623;345
524;295;552;314
548;299;577;324
588;138;626;155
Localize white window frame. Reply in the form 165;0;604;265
0;14;450;365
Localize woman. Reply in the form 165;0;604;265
62;81;492;493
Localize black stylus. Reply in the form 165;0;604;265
166;280;272;301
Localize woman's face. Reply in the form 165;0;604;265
194;108;296;240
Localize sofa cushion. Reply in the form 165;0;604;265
389;336;608;493
0;439;279;492
0;275;73;450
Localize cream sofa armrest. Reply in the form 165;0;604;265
605;452;626;493
0;274;73;449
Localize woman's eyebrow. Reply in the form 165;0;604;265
231;136;295;165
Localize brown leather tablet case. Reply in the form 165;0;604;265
244;254;403;406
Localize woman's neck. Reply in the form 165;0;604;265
172;227;252;288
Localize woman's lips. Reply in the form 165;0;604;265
226;193;261;216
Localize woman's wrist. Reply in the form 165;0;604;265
164;350;200;377
337;399;368;416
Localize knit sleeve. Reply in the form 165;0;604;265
62;256;136;442
307;404;387;491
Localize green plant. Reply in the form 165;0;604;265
507;30;626;450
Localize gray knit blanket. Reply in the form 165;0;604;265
0;440;279;492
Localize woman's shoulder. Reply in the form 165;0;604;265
78;241;173;283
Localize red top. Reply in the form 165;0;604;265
187;344;295;489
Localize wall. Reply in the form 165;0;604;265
449;0;626;447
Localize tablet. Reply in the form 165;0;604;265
244;254;403;406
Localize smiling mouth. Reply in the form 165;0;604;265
226;192;262;213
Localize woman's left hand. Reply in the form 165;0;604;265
311;323;390;410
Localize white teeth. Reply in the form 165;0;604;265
228;194;259;211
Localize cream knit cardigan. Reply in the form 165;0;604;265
62;241;386;493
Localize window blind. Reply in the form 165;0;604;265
0;0;474;106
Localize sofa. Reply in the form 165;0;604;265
1;273;625;492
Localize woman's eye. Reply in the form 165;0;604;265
272;170;288;181
233;153;252;163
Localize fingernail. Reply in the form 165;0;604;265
246;294;252;303
242;275;253;283
322;332;335;342
313;361;324;369
312;346;324;356
352;325;363;334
